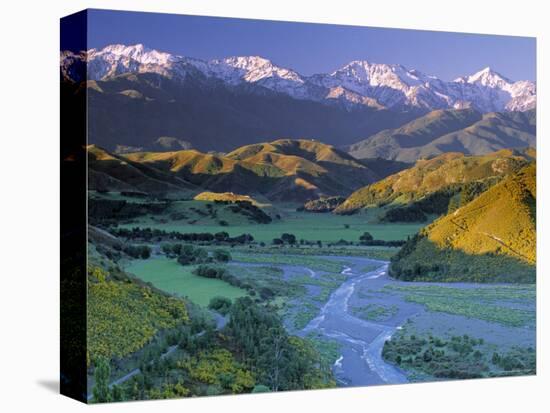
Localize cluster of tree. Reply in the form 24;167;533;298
93;243;123;262
162;243;183;257
383;333;489;380
91;316;217;402
297;196;346;213
213;249;231;262
447;178;501;214
177;245;209;265
358;232;406;247
226;297;335;391
272;233;297;245
90;296;334;402
194;265;228;278
111;227;254;245
89;199;169;226
208;296;233;315
379;178;503;223
227;201;272;224
379;205;428;223
327;239;353;247
123;244;151;259
92;357;116;403
491;347;536;375
175;246;232;266
193;265;277;299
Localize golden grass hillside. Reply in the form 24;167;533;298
193;191;259;205
335;150;530;215
427;163;535;264
390;163;536;282
88;145;196;195
122;139;380;202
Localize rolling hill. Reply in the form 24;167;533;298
334;150;531;216
348;108;536;162
114;139;380;202
87;145;196;195
390;163;536;282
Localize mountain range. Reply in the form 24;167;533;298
347;108;536;162
62;44;537;159
62;44;536;113
89;139;385;202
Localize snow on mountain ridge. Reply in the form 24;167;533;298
60;44;536;112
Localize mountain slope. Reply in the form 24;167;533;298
88;145;196;195
83;72;416;152
390;163;536;282
348;108;536;162
123;139;379;202
334;150;530;215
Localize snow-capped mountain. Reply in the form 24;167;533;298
61;44;536;113
453;67;536;112
202;55;324;100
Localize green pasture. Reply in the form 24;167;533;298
119;203;424;243
231;252;346;272
125;257;247;307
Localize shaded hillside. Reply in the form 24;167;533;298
390;163;536;282
79;73;418;153
87;145;196;195
357;158;411;179
124;139;379;202
334;150;530;216
348;108;536;162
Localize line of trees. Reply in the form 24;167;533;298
123;244;151;259
170;245;233;266
359;232;406;247
111;227;254;245
272;233;297;245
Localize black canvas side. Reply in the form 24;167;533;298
60;9;88;403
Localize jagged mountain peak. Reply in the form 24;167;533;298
211;55;305;84
455;66;512;87
61;43;536;113
220;55;274;67
88;43;176;65
332;60;429;85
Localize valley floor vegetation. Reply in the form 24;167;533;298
383;329;536;380
88;256;337;401
84;145;535;400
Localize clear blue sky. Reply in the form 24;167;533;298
82;8;536;81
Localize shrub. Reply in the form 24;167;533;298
123;245;151;259
213;249;232;263
194;265;228;279
281;233;297;245
208;296;233;315
177;245;210;266
359;232;373;242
